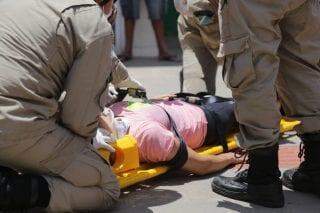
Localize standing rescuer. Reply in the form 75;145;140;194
175;0;220;95
203;0;320;208
0;0;144;211
174;0;220;95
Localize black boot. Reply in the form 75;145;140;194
282;133;320;196
211;145;284;208
0;166;51;210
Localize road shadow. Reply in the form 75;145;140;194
131;166;231;188
216;189;320;213
109;169;228;213
123;57;181;68
111;186;182;213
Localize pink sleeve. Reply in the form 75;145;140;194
110;102;130;116
135;122;177;163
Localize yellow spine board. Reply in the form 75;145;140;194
117;141;238;189
117;166;169;189
280;119;300;133
99;135;140;174
100;119;300;189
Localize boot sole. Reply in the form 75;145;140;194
282;177;320;197
281;176;294;191
211;182;284;208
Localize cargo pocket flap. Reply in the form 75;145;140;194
219;36;255;90
217;36;250;58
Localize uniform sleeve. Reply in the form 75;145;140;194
110;51;129;85
57;5;114;138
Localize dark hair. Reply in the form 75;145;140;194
98;0;117;6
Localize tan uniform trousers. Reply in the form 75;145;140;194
0;127;119;212
0;1;122;211
178;1;220;94
218;0;320;149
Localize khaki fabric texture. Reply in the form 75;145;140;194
0;126;120;212
0;0;129;142
178;0;220;94
111;51;129;85
218;0;320;149
0;0;122;211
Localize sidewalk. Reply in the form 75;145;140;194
111;58;320;213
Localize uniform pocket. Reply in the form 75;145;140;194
40;140;106;187
218;35;256;90
59;151;103;187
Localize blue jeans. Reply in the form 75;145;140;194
120;0;166;20
200;97;238;147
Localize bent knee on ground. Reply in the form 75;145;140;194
61;148;120;200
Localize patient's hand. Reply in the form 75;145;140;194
99;115;114;133
150;94;177;101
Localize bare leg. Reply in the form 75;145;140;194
121;19;135;60
168;140;241;175
182;147;241;175
151;20;175;60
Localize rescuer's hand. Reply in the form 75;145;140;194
116;77;146;91
93;128;116;153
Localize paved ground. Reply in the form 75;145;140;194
110;58;320;213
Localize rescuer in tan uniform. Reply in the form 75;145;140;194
0;0;144;211
176;0;220;94
209;0;320;208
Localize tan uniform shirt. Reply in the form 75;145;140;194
0;0;127;142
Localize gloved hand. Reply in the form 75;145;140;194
116;77;145;91
93;128;116;153
99;107;130;139
108;83;118;99
103;84;119;106
100;108;117;135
